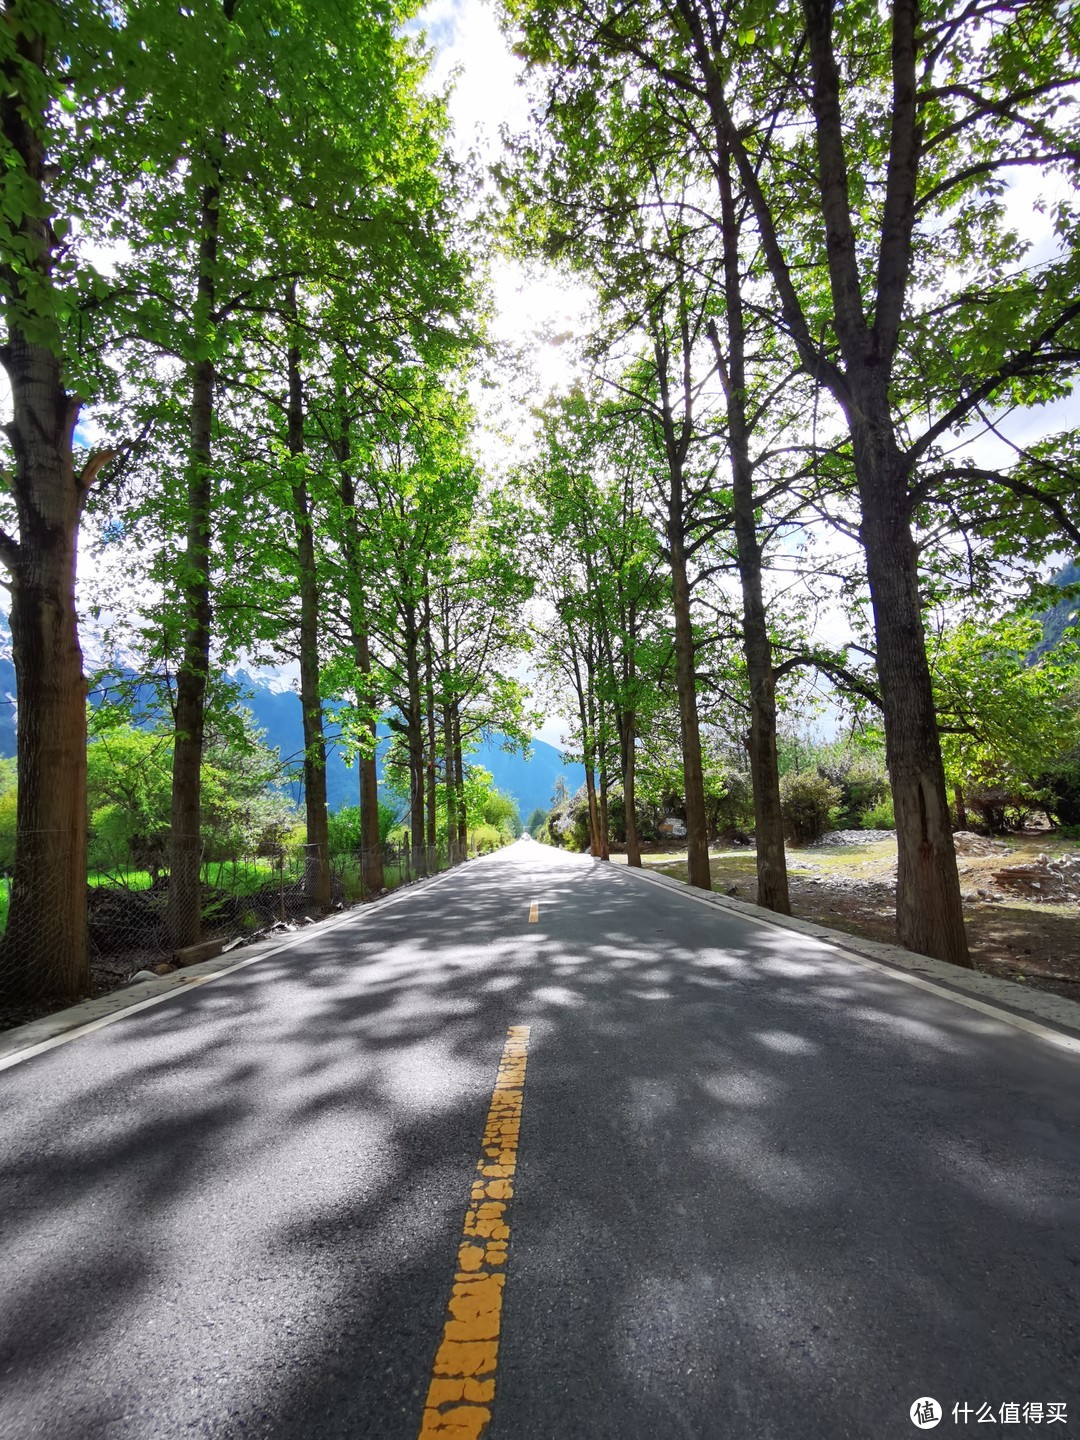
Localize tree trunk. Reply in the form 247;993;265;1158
682;0;968;964
710;145;790;914
403;609;426;876
597;757;611;860
803;0;969;966
166;3;238;946
0;21;92;1002
285;304;331;910
453;707;467;859
423;592;438;864
571;650;601;855
168;158;222;948
953;785;967;831
443;702;457;863
856;425;970;964
354;626;384;894
168;350;214;948
669;533;711;890
335;423;384;895
351;619;385;887
0;367;89;1002
620;710;642;867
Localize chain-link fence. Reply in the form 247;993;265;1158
0;837;491;1024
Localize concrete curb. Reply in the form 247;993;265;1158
617;861;1080;1050
0;861;472;1071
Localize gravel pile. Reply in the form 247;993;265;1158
992;853;1080;904
952;831;1013;857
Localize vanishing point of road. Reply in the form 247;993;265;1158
1;842;1077;1439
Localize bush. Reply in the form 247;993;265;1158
525;806;547;835
780;771;842;843
965;784;1032;834
471;823;503;854
860;794;895;829
815;745;889;828
605;789;658;847
547;792;591;851
1040;748;1080;826
703;767;755;840
326;802;398;852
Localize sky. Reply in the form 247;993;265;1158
421;0;595;746
423;0;595;415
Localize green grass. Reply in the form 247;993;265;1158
87;868;156;891
0;846;471;938
200;860;280;895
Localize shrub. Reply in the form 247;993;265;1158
703;767;755;839
815;745;889;828
780;771;842;843
326;802;398;853
860;794;895;829
1040;748;1080;826
471;823;503;854
549;791;591;851
965;784;1032;834
606;789;658;847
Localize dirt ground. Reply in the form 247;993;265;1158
617;831;1080;1005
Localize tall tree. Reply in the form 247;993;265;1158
0;0;121;1001
505;0;1080;961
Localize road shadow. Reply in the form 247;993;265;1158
1;847;1077;1438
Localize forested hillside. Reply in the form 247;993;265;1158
0;0;1077;1015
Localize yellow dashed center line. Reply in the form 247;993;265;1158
418;1025;531;1440
528;900;538;924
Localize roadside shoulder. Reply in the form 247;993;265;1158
0;860;471;1071
616;861;1080;1048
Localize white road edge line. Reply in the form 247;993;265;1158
619;864;1080;1058
0;863;468;1074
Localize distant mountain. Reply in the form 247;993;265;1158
0;636;584;820
0;652;15;759
233;671;585;817
1034;560;1080;658
469;733;586;822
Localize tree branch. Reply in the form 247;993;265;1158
873;0;920;364
906;296;1080;469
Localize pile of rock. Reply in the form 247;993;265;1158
992;852;1080;904
952;831;1013;857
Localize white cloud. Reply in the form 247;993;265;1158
425;0;533;155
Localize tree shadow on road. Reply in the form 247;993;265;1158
1;851;1077;1439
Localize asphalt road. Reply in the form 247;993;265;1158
1;842;1077;1439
